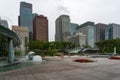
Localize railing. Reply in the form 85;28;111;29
0;25;21;46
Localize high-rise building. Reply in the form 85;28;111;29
32;13;38;19
0;18;8;28
33;15;48;41
70;23;79;35
77;21;95;47
55;15;70;42
95;23;108;42
19;2;33;41
105;23;120;40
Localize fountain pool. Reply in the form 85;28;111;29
0;56;43;72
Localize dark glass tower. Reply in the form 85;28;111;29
19;2;33;41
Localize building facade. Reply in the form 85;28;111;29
70;23;79;35
76;22;95;47
95;23;108;42
12;26;29;56
55;15;70;42
65;32;86;48
105;23;120;40
0;18;8;28
33;15;48;41
19;2;33;41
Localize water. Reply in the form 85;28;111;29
0;60;33;72
0;55;43;72
20;39;25;56
0;51;43;72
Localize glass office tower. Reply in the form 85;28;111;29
70;23;79;35
55;15;71;42
105;23;120;40
76;22;95;47
19;2;33;41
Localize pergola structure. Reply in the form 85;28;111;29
0;25;21;63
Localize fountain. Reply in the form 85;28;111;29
33;55;42;62
27;51;42;62
113;47;117;55
0;51;43;72
20;39;25;56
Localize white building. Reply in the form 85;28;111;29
65;32;86;48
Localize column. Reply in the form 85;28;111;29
8;38;14;63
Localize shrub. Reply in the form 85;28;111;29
0;51;8;56
15;51;21;56
44;49;57;56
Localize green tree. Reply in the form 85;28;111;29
95;38;120;54
28;41;76;56
0;35;8;56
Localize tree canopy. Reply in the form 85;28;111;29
95;38;120;53
28;41;76;50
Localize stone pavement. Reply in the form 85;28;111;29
0;56;120;80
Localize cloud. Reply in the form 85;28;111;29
0;0;120;41
57;5;70;14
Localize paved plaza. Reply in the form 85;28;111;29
0;56;120;80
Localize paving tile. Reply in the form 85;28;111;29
1;57;120;80
10;76;18;80
0;77;4;80
25;74;36;80
4;76;13;80
33;73;47;80
111;77;120;80
17;75;26;80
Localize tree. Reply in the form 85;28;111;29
28;41;76;51
95;38;120;54
0;35;8;56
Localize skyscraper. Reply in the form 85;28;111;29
0;17;8;28
19;2;33;41
70;23;79;35
33;15;48;41
105;23;120;40
0;20;8;28
55;15;70;42
95;23;108;42
77;21;95;47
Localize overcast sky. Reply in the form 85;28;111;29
0;0;120;41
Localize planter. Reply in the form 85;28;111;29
109;56;120;60
74;58;95;63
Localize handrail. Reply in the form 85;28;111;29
0;25;21;46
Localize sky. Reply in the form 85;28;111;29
0;0;120;41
